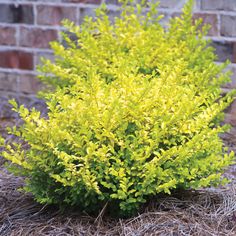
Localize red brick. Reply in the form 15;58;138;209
0;26;16;46
223;65;236;89
233;43;236;63
221;15;236;37
62;0;101;4
0;4;34;24
211;41;236;63
225;99;236;127
201;0;236;11
20;27;58;49
159;0;180;8
35;52;54;67
37;6;77;26
19;74;42;94
193;13;218;36
0;72;18;92
0;51;33;70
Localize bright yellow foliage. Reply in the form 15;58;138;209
1;0;235;216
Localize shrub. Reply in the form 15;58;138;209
1;0;235;216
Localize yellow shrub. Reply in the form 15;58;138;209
1;0;235;216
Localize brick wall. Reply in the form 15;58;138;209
0;0;236;120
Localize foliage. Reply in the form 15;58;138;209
0;0;235;216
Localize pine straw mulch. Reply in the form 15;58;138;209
1;119;236;235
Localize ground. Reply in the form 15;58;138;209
1;118;236;236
